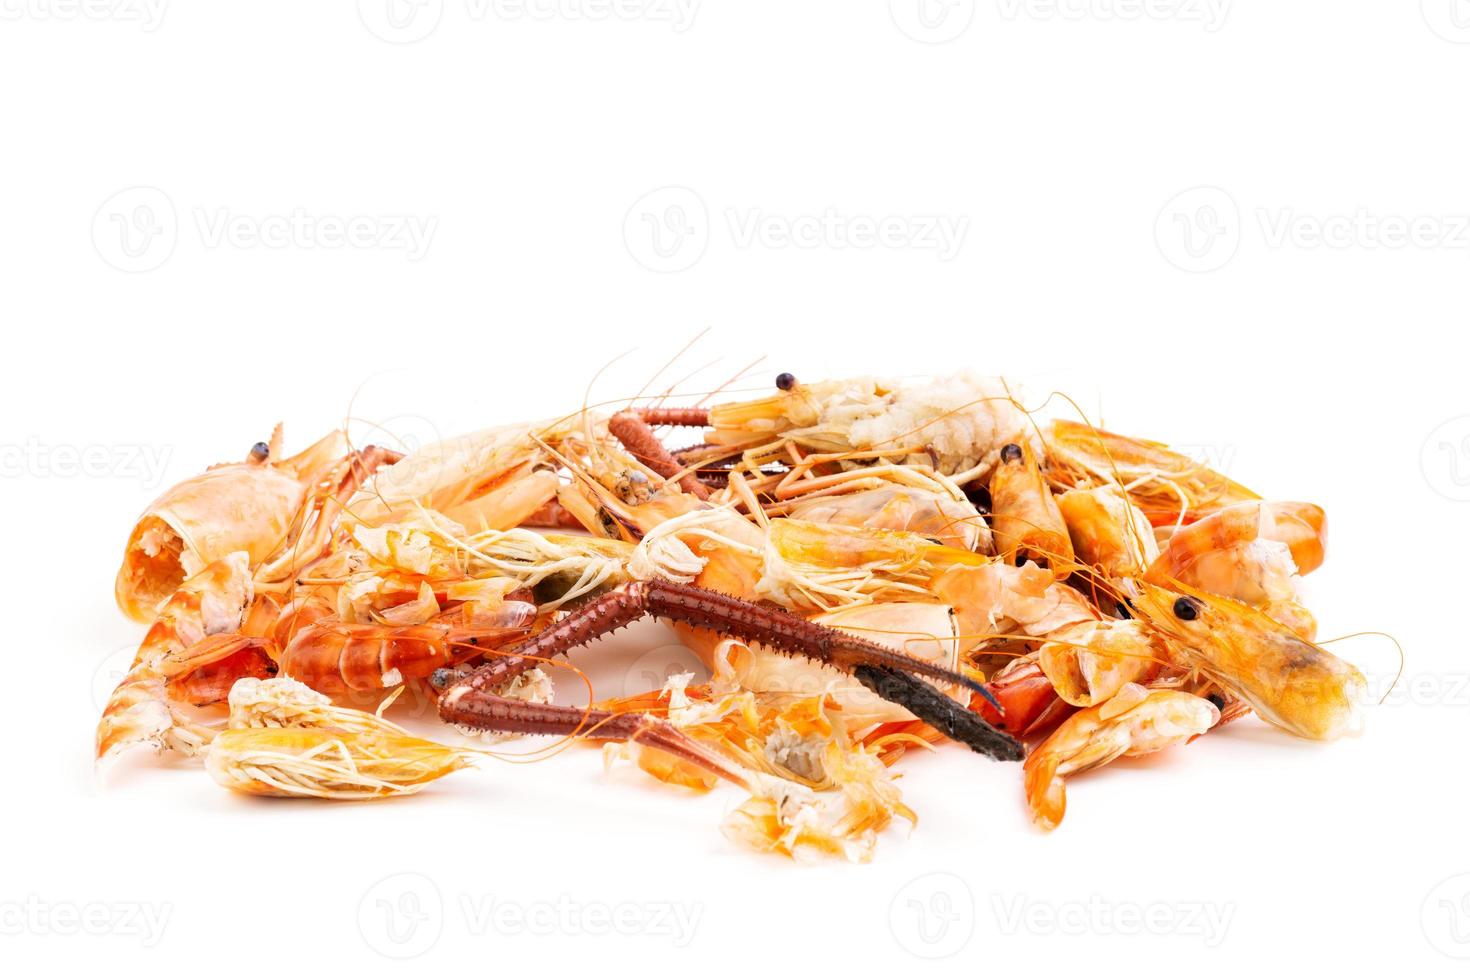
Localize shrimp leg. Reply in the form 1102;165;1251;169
437;695;757;789
609;411;711;500
436;579;1022;761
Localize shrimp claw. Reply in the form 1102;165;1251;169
853;666;1023;761
465;580;993;698
440;579;1013;758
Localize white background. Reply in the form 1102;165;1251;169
3;1;1467;974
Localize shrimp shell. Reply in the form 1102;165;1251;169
785;483;992;554
346;418;579;528
1023;683;1220;831
1037;619;1165;708
706;373;1036;478
989;441;1074;576
1133;583;1365;741
1045;419;1258;527
1057;485;1158;579
114;429;349;622
205;728;475;799
1146;500;1326;605
278;602;536;696
97;552;254;762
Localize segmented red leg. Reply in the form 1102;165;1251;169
436;580;1021;761
437;694;759;789
670;443;739;489
695;471;729;490
451;580;984;695
635;406;711;428
608;412;711;500
255;445;404;583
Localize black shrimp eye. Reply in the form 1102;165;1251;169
775;372;797;391
1206;693;1226;710
1173;596;1202;621
1000;443;1023;464
964;483;991;514
248;441;270;461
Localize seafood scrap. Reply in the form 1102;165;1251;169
96;368;1371;857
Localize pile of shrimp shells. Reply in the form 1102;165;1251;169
97;372;1367;860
